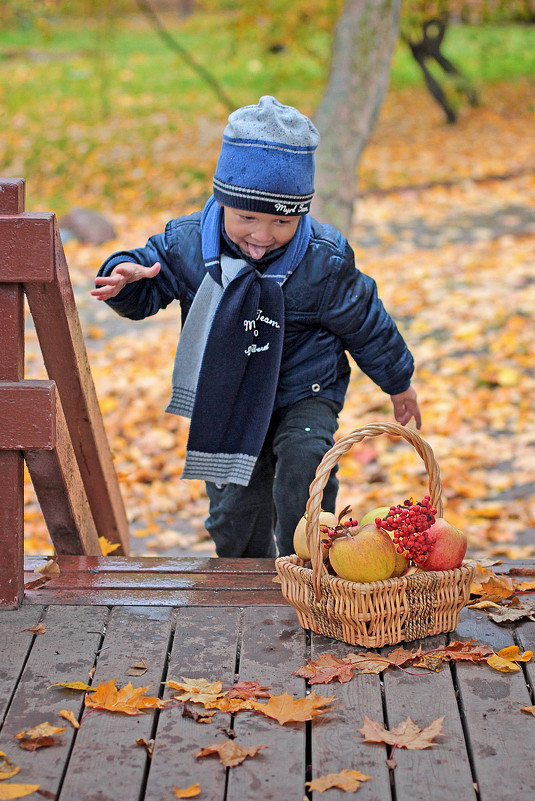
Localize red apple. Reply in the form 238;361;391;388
421;518;467;571
328;523;396;583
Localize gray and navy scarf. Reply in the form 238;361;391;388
166;196;311;486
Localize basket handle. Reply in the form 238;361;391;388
304;422;444;600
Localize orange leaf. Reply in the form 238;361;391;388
84;679;167;714
344;652;393;674
444;640;494;661
293;653;355;684
98;536;120;555
204;697;254;713
59;710;80;729
15;722;66;750
166;677;226;706
227;680;270;700
20;623;46;636
195;739;267;767
49;681;93;692
306;769;371;793
250;692;335;725
487;646;533;672
521;706;535;717
0;785;40;800
359;715;444;749
173;785;200;799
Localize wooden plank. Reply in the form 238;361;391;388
382;634;476;801
59;606;174;801
309;635;392;801
227;606;307;801
22;587;287;606
452;607;535;798
0;605;109;797
0;213;55;281
143;605;241;801
0;178;25;214
24;555;279;574
0;281;25;608
22;571;281;591
0;380;58;448
0;605;44;720
24;222;130;554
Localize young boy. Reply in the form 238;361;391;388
92;95;421;559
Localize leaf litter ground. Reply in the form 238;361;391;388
21;81;535;559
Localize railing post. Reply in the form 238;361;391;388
0;179;26;607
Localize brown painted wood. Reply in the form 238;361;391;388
451;606;535;798
0;178;25;214
0;605;44;719
22;571;280;591
59;606;175;801
383;634;476;801
24;555;279;574
228;606;308;801
24;222;130;554
0;279;25;608
0;380;58;448
310;635;392;801
0;213;55;281
0;605;109;796
22;587;286;606
144;605;241;801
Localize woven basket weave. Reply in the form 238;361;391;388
275;422;474;648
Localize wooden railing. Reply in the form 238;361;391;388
0;178;129;608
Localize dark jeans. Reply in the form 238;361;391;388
205;396;340;558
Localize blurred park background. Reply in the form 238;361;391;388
2;0;534;559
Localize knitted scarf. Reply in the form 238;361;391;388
167;196;311;486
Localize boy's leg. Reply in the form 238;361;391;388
272;397;340;556
204;446;277;558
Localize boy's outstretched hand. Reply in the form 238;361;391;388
91;261;161;301
390;386;422;430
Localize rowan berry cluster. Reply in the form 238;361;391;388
377;495;438;564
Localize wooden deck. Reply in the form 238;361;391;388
1;557;534;801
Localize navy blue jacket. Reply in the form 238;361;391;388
99;212;414;411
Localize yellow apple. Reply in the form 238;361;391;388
328;523;396;583
359;506;408;577
293;510;338;561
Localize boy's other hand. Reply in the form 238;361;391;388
390;386;421;430
91;261;161;301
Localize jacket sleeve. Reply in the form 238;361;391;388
318;241;414;396
96;221;187;320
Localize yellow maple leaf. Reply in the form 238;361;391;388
250;692;335;725
173;785;200;798
487;646;533;672
49;681;93;692
15;722;66;750
360;715;444;749
0;751;20;781
98;536;120;555
84;679;167;714
195;739;267;767
0;785;40;800
167;677;227;706
306;769;371;793
59;710;80;729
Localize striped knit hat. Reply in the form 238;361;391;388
213;95;319;216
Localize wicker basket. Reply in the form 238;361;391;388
275;422;474;648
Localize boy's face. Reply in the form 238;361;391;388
222;206;300;260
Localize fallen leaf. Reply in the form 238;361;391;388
15;723;66;751
487;646;533;672
182;704;218;723
467;600;502;610
250;692;335;725
478;574;517;599
98;536;120;555
306;769;371;793
516;579;535;591
227;680;270;700
23;577;49;591
84;679;167;715
521;706;535;717
173;784;200;798
204;697;254;713
413;652;446;672
0;785;40;800
489;601;535;623
293;653;355;684
195;739;266;767
136;738;154;757
48;681;93;692
344;652;392;674
444;640;494;661
385;646;420;666
0;752;20;781
126;659;148;677
34;560;60;577
20;623;46;636
167;678;227;706
36;790;56;800
359;715;444;749
58;710;79;730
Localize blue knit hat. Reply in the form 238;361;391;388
213;95;320;216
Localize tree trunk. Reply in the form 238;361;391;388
312;0;401;235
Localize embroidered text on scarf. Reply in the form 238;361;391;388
166;196;311;486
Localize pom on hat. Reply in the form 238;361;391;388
213;95;319;216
